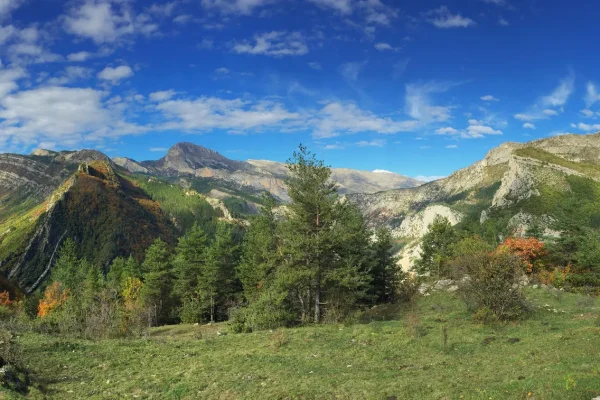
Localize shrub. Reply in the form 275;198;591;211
499;237;546;274
230;289;296;333
451;247;530;321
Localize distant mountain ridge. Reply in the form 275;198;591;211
346;132;600;270
113;142;424;201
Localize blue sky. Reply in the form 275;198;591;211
1;0;600;180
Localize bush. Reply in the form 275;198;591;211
230;289;296;333
451;248;530;321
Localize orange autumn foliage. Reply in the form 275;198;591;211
38;282;70;318
499;237;546;273
0;291;13;307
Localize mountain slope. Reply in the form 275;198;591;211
347;132;600;269
114;143;423;201
4;160;179;292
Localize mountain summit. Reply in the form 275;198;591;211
113;142;423;200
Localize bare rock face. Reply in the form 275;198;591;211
348;132;600;243
113;157;149;174
114;143;423;202
395;205;463;238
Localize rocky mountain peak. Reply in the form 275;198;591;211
157;142;247;173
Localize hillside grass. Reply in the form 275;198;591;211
514;147;600;178
7;288;600;399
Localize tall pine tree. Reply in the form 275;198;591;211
140;238;174;326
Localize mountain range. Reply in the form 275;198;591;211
1;133;600;292
0;142;420;292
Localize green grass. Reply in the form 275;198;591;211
8;289;600;399
514;147;600;178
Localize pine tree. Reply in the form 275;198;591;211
371;227;401;303
280;145;372;323
237;195;279;302
200;222;239;322
52;238;85;291
140;238;174;326
415;216;457;279
172;224;209;322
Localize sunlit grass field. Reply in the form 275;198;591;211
6;288;600;399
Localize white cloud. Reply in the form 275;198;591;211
308;0;352;14
0;86;147;147
309;0;397;25
541;74;574;107
308;62;322;70
514;74;574;121
0;25;15;44
201;0;273;15
214;67;229;75
64;1;158;44
149;147;169;152
339;61;366;81
404;81;455;123
314;102;418;138
97;65;134;84
446;144;458;149
373;169;393;174
67;51;93;62
0;0;24;18
156;97;300;133
482;0;508;5
481;94;499;101
374;42;398;51
436;127;458;135
232;31;308;57
47;66;93;85
436;119;502;138
198;39;214;49
149;90;176;102
543;109;559;116
0;67;27;98
523;122;536;129
149;2;178;17
173;14;193;24
498;17;509;26
424;6;475;28
572;122;600;132
356;139;386;147
414;175;445;182
585;82;600;108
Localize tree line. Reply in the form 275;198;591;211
33;145;402;336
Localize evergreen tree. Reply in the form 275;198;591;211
172;224;209;323
52;238;85;290
237;195;279;302
200;222;239;322
371;227;401;303
415;216;457;279
279;145;372;323
140;238;174;326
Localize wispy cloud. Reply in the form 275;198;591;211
424;6;475;29
585;82;600;108
523;122;536;129
481;95;499;101
436;119;502;139
339;61;367;81
404;81;458;123
514;74;574;121
232;31;308;57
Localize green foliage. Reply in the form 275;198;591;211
141;239;175;326
415;216;457;279
134;176;221;235
237;196;279;302
514;147;600;178
370;227;402;303
199;223;240;323
451;246;529;321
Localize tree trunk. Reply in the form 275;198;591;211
210;296;215;323
314;272;321;323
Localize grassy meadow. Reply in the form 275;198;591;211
3;288;600;400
